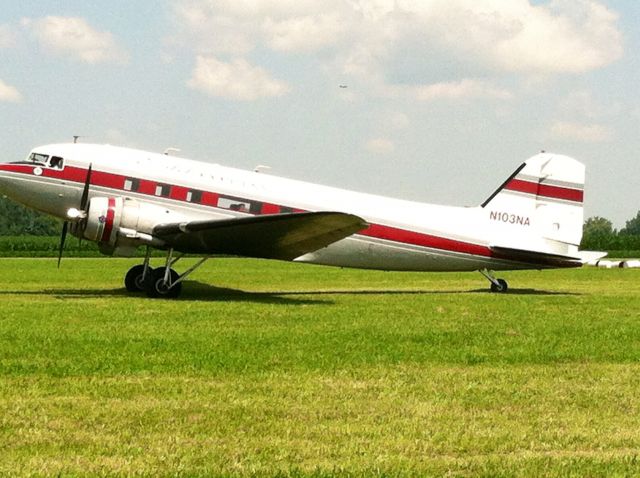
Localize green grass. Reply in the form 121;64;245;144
0;258;639;477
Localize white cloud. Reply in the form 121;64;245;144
169;4;255;55
387;0;622;75
411;79;513;101
171;0;348;55
171;0;622;95
176;0;330;20
378;78;512;102
263;14;345;52
550;121;613;142
23;16;128;64
187;55;290;101
0;79;22;103
365;137;395;154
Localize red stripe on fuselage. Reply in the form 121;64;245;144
261;203;280;214
360;224;492;257
201;191;220;207
100;197;116;243
3;163;494;259
0;164;40;174
170;185;189;201
505;179;583;203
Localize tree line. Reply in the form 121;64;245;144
581;213;640;251
0;197;61;235
1;196;639;252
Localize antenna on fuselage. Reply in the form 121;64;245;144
73;135;83;144
164;148;181;156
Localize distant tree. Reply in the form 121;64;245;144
0;197;60;236
581;216;615;250
620;211;640;236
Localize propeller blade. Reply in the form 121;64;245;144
57;221;68;268
76;163;93;248
80;163;93;211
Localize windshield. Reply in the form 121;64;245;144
28;153;49;164
23;152;64;169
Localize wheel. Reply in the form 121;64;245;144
144;268;182;299
124;264;148;292
144;268;181;298
490;278;508;293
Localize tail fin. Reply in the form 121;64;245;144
483;153;585;256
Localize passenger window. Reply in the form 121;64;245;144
124;178;140;192
186;190;202;203
219;197;251;212
155;184;171;197
249;202;262;214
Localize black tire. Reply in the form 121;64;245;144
490;278;508;293
145;268;182;299
124;265;147;292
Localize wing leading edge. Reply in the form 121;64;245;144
153;212;367;260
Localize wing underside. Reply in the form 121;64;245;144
152;211;367;260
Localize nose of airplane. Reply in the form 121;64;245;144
0;163;27;199
0;162;49;213
0;164;11;194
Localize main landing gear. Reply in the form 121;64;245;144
124;247;209;299
479;269;508;293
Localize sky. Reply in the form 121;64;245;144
0;0;638;227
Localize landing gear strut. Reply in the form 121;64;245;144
124;247;209;299
479;269;508;293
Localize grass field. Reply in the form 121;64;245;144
0;258;639;477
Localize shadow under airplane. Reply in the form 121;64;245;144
0;281;580;303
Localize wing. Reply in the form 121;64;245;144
153;212;367;260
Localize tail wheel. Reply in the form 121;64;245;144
124;265;148;292
145;268;182;299
490;278;508;293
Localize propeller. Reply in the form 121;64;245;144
57;164;92;268
80;163;92;211
57;221;68;269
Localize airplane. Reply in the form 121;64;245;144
0;143;605;298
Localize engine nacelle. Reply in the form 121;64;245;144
82;197;185;252
84;197;123;244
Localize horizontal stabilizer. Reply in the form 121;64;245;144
153;211;367;260
490;245;582;268
576;250;608;265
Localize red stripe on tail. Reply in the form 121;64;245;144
505;179;583;203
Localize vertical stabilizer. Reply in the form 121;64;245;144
483;153;585;254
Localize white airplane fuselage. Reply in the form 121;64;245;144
0;143;586;275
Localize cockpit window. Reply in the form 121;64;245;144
29;153;49;164
49;156;64;169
